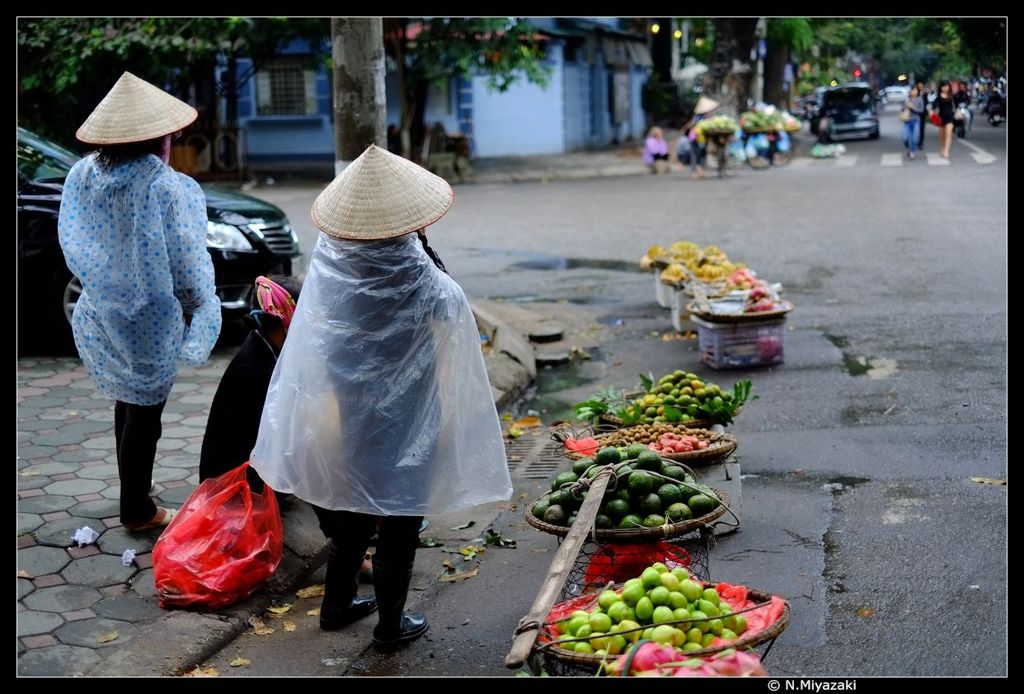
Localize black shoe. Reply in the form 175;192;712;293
371;612;429;649
320;594;378;631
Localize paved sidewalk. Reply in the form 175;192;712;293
17;303;535;676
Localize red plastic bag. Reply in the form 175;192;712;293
153;463;283;610
583;542;694;588
930;112;942;127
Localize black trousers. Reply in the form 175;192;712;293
312;507;422;576
918;115;926;147
113;400;166;524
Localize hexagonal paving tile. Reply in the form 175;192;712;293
33;432;88;447
162;426;206;439
18;495;77;515
17;445;60;460
34;517;105;548
151;466;191;483
18;419;59;432
17;644;101;676
76;398;117;411
22;461;82;476
156;438;187;451
19;546;71;576
17;513;43;534
156;486;194;505
17;475;52;491
91;594;164;623
55;617;138;648
81;435;117;451
100;486;121;500
59;421;114;436
160;411;184;423
44;479;107;496
24;585;103;613
68;499;121;519
18;578;35;600
156;455;197;469
53;449;105;464
17;609;64;637
128;568;156;598
61;554;136;588
97;526;157;555
77;464;120;481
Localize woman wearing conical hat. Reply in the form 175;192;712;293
57;72;221;532
250;145;512;649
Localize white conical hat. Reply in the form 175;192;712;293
311;145;454;241
76;71;198;145
694;95;721;115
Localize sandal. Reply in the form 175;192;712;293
124;506;177;532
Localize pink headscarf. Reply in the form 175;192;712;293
254;276;296;330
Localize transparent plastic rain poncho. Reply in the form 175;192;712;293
58;154;221;406
250;233;512;516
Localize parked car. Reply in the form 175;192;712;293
883;85;910;103
814;83;880;142
17;126;300;350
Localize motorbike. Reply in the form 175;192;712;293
954;103;973;138
988;95;1006;126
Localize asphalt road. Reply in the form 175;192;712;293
198;106;1007;677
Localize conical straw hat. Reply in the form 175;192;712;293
311;145;454;241
76;72;198;145
694;95;720;115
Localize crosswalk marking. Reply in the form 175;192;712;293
925;153;950;166
881;153;904;167
958;139;998;164
835;155;858;167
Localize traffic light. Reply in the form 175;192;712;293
853;69;862;78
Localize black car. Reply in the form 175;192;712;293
812;83;880;142
17;127;300;350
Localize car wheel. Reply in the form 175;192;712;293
46;266;80;354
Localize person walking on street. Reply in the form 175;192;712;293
933;81;956;158
57;72;221;532
681;95;719;179
915;80;928;150
250;145;512;650
903;85;925;160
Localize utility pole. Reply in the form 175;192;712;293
331;18;386;175
753;17;767;106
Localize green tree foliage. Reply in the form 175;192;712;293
18;18;328;146
384;18;551;159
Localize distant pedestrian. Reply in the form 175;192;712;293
933;81;956;158
643;127;670;174
915;80;928;149
57;72;221;532
902;85;925;160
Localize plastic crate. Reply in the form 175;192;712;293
669;284;695;333
691;315;786;369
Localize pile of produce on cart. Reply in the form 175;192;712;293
694;115;739;136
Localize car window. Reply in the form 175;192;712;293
825;89;872;107
17;128;80;182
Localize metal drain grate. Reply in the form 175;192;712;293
505;427;569;480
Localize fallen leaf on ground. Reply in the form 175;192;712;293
17;570;31;578
306;608;321;617
485;529;518;549
856;607;874;618
439;567;479;582
248;616;275;635
501;413;514;422
518;493;528;499
282;621;296;632
970;477;1006;486
513;416;543;428
296;584;325;599
419;538;444;548
506;427;523;439
442;559;455;570
18;470;39;477
266;604;292;615
450;520;476;531
229;657;251;668
98;631;119;643
184;666;220;677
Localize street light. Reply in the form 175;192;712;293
651;22;660;34
674;29;682;40
898;74;907;82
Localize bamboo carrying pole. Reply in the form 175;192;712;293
504;469;613;669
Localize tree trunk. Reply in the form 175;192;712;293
225;54;239;131
410;81;430;164
764;43;789;108
701;18;758;116
331;17;386;174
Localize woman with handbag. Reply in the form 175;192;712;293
902;85;925;160
932;81;956;159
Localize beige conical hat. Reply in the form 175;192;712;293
694;95;721;115
311;145;454;241
76;72;198;145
